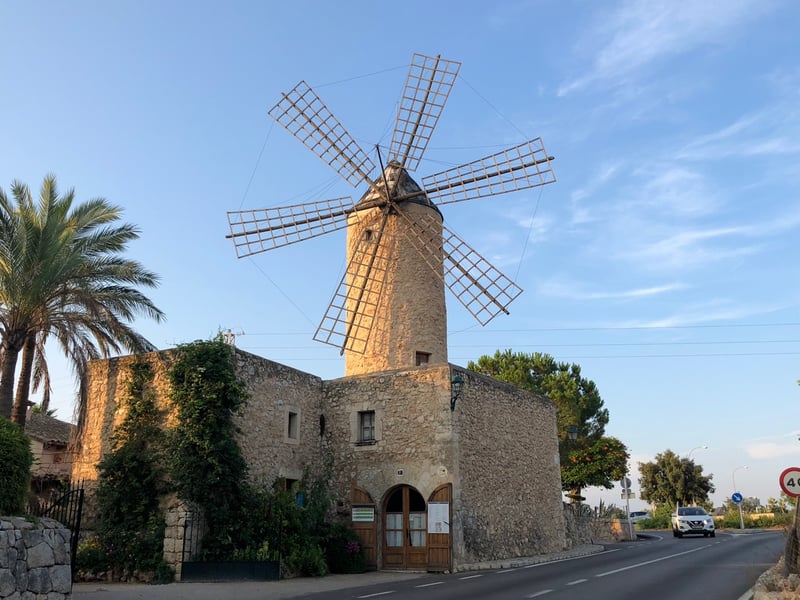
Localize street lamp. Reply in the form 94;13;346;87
681;445;708;507
567;425;578;442
733;465;749;530
686;445;708;459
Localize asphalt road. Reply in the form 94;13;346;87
301;530;783;600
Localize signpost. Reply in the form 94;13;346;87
731;492;743;504
621;478;634;540
780;467;800;498
779;467;800;574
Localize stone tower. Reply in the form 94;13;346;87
344;162;448;376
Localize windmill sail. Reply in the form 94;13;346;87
388;54;461;173
228;53;556;369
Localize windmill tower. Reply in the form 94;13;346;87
227;54;556;377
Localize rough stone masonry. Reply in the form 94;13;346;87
0;516;72;599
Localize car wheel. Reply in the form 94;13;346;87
711;531;716;538
672;528;678;537
676;531;683;538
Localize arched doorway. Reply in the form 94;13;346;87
350;487;377;570
427;484;452;572
382;485;427;569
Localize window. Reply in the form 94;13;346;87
415;351;431;366
287;411;298;440
358;410;375;444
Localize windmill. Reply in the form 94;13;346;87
227;53;556;377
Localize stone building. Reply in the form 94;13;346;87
71;347;568;573
26;411;76;509
73;140;567;573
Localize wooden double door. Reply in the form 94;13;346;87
382;484;451;571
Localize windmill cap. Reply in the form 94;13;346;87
355;161;443;218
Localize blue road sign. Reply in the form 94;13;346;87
732;492;743;504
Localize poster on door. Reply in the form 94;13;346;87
428;502;449;533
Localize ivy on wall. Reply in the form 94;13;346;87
94;359;172;581
167;336;254;559
90;336;363;579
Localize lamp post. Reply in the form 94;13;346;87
686;445;708;459
682;445;708;507
733;466;749;530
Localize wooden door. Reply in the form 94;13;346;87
383;485;427;570
351;487;377;570
427;484;452;572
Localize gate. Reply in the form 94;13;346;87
180;507;279;582
28;480;84;579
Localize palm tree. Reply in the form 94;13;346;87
0;175;165;427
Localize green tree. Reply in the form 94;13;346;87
0;176;165;427
0;417;33;514
468;350;629;498
639;449;714;508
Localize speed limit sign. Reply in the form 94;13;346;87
779;467;800;497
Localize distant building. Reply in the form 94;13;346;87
26;411;75;506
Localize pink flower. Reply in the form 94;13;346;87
346;541;361;555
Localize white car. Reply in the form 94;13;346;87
671;506;715;537
629;511;650;524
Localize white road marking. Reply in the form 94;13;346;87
520;548;621;569
415;582;444;588
595;543;713;577
458;574;483;580
526;590;554;597
567;578;588;585
357;592;396;598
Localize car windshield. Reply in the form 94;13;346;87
678;507;707;516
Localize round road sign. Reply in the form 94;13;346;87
779;467;800;498
731;492;743;504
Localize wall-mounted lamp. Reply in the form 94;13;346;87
567;425;578;441
450;373;464;412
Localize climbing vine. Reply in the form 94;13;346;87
167;336;253;558
94;359;172;581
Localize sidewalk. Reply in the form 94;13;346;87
73;571;424;599
72;544;604;599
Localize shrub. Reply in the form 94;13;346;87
0;417;33;515
286;543;328;577
75;538;109;572
324;523;366;573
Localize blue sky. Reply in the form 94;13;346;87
2;0;799;510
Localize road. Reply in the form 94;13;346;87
305;530;783;600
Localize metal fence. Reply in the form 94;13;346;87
28;480;85;579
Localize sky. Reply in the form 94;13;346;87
2;0;799;511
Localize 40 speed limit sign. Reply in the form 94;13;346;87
779;467;800;497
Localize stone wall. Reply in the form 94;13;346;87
72;349;324;522
71;351;175;486
322;364;567;569
0;517;72;599
232;352;323;485
454;370;567;566
73;350;568;571
323;365;455;509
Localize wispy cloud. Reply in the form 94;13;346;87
677;107;800;161
538;279;686;301
622;301;785;329
558;0;773;96
746;442;800;460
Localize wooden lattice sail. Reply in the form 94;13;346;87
226;53;556;376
